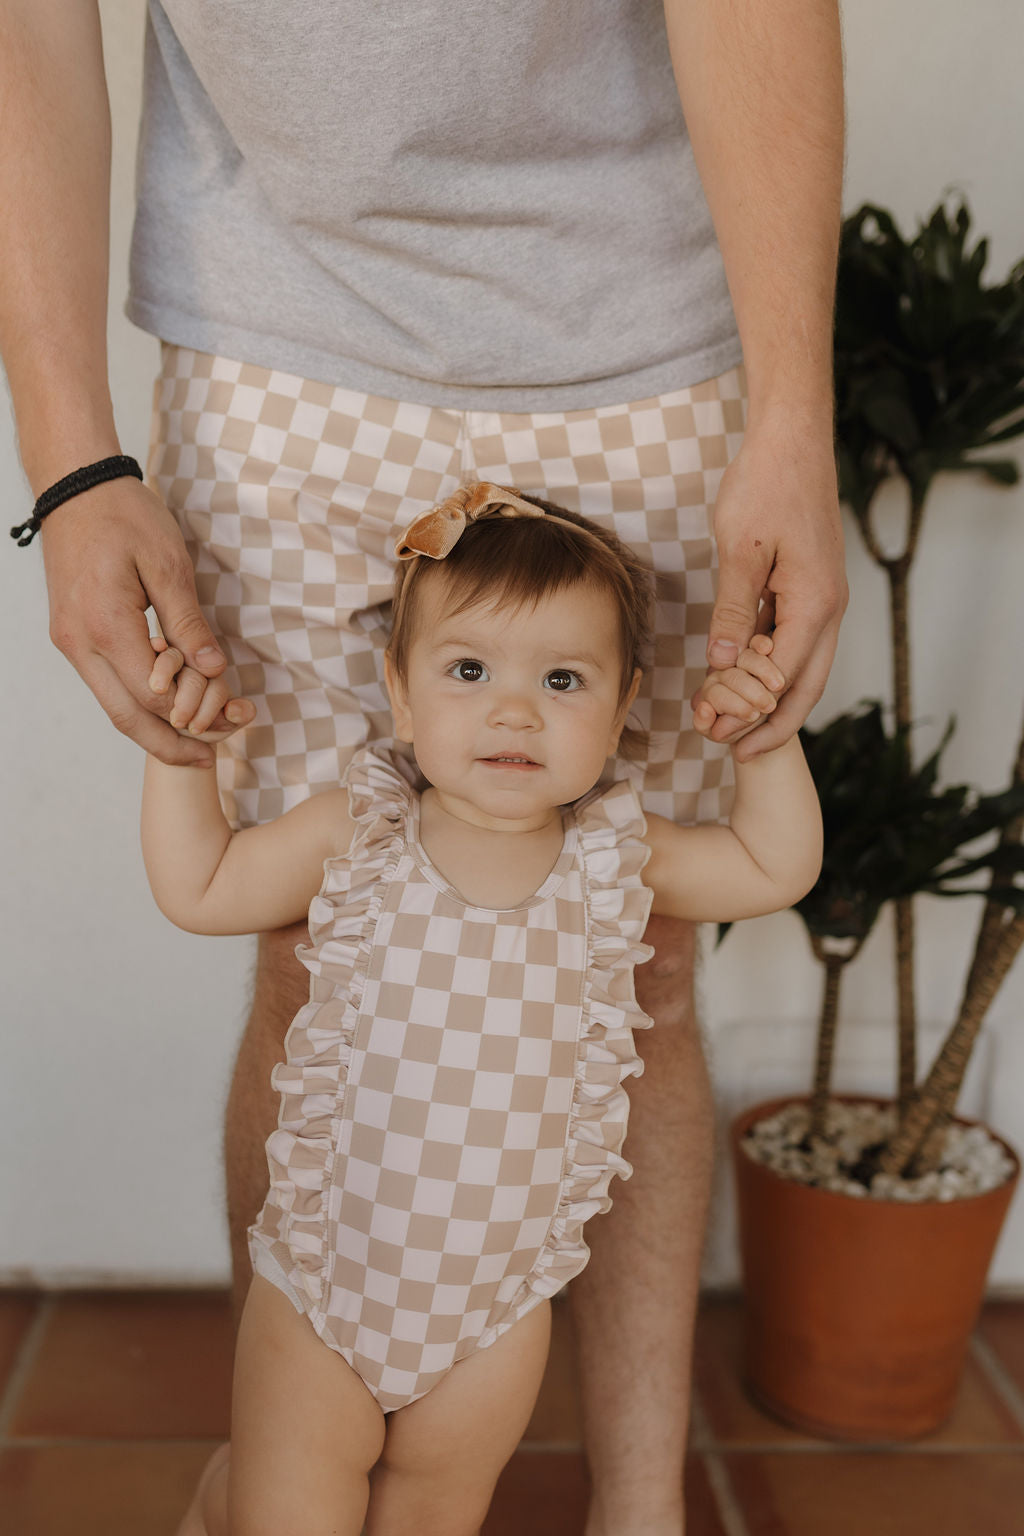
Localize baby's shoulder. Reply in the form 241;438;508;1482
638;811;702;900
290;784;356;863
641;811;686;851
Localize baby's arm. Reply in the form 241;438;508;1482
644;639;822;922
141;649;353;935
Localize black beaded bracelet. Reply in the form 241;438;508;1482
10;454;144;547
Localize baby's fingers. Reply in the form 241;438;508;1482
187;694;256;743
148;644;185;695
168;665;207;729
185;677;234;736
692;697;717;736
740;637;786;693
701;668;779;722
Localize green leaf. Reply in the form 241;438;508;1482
836;196;1024;522
793;704;1024;947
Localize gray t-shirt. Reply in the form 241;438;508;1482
127;0;741;411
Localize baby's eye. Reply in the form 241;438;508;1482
544;669;582;692
450;658;488;682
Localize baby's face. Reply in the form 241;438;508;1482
387;577;638;832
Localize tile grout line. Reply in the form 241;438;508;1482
0;1433;227;1450
702;1452;754;1536
690;1380;753;1536
971;1331;1024;1436
0;1296;54;1446
688;1439;1024;1456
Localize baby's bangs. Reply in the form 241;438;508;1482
438;515;605;620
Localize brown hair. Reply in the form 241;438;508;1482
387;492;654;757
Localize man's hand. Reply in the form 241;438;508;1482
704;412;847;759
41;477;233;766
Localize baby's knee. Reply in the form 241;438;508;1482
368;1467;492;1536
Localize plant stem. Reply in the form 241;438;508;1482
885;526;920;1124
912;1111;951;1177
854;484;929;1132
809;942;849;1140
878;912;1024;1175
894;895;917;1111
878;713;1024;1176
886;556;913;736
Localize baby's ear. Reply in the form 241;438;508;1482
383;655;414;743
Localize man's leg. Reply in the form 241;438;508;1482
468;366;743;1536
569;915;712;1536
223;923;309;1321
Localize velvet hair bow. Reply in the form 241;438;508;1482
394;482;562;560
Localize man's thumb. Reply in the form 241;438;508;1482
707;568;760;668
162;604;226;677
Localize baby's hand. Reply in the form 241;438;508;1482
148;636;255;744
692;634;786;740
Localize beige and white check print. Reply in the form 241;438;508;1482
148;345;743;828
248;747;654;1412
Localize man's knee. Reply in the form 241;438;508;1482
228;923;308;1124
635;914;698;1029
249;921;309;1039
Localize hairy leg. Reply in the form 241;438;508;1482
224;923;309;1321
570;916;712;1536
366;1301;552;1536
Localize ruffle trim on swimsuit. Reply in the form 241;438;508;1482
251;745;414;1319
515;778;655;1308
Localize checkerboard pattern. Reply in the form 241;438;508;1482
250;749;654;1412
148;346;742;828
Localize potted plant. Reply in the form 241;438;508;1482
729;200;1024;1440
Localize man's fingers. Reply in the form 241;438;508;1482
156;590;226;677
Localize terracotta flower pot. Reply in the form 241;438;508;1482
730;1095;1020;1441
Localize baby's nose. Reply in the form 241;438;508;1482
489;688;541;728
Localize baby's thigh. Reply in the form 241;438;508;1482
228;1275;386;1536
366;1300;552;1536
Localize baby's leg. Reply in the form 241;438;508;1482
366;1299;552;1536
175;1443;229;1536
227;1274;387;1536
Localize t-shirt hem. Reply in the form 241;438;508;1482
126;295;743;413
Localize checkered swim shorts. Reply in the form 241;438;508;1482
148;346;745;829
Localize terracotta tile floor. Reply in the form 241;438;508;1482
1;1290;1022;1535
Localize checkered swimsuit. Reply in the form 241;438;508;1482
248;746;654;1412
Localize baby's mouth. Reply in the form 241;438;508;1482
482;754;540;767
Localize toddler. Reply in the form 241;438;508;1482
142;482;822;1536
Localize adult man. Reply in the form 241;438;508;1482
1;3;844;1532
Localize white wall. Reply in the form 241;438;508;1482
1;0;1022;1289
